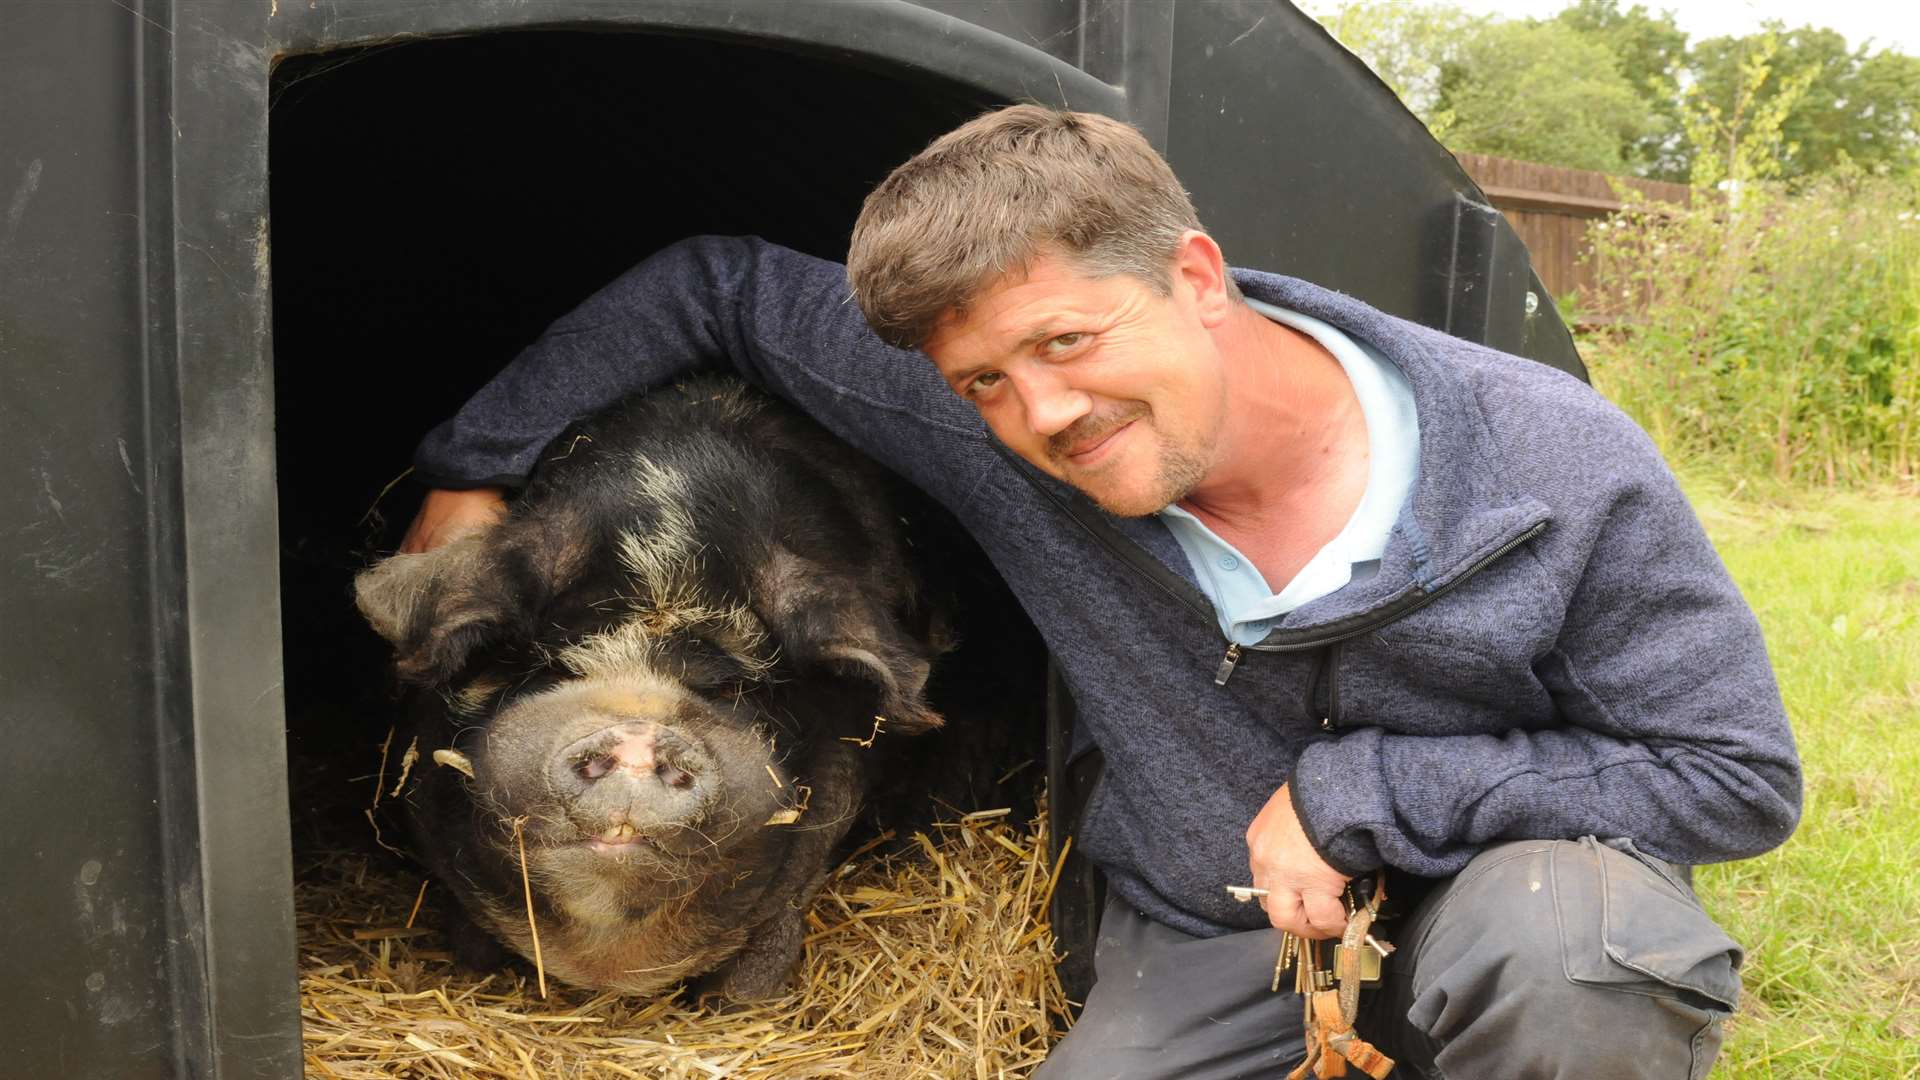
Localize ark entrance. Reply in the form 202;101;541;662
268;25;1052;1004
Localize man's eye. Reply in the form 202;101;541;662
967;371;1004;395
1045;333;1087;353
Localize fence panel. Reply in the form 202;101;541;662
1453;152;1693;322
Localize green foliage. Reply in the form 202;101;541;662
1688;26;1920;182
1684;483;1920;1076
1571;29;1920;489
1577;170;1920;486
1551;1;1691;178
1680;31;1818;190
1313;1;1658;172
1432;19;1656;173
1312;1;1489;125
1313;1;1920;486
1312;0;1920;183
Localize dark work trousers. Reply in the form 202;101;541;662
1035;837;1744;1080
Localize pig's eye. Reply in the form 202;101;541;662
669;635;765;692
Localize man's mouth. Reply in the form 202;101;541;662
1051;406;1148;466
1063;420;1132;463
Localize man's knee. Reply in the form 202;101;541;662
1389;837;1741;1079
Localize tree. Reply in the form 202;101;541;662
1433;19;1656;173
1680;31;1815;189
1688;25;1920;180
1315;1;1655;173
1552;1;1691;178
1312;1;1490;121
1311;1;1920;181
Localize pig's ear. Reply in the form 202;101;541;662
817;638;945;735
753;548;950;733
354;531;514;685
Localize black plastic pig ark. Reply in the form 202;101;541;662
354;377;954;1001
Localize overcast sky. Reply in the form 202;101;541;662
1443;1;1920;56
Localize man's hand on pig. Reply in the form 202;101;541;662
1246;783;1352;940
400;486;508;553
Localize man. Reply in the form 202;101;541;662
402;107;1798;1077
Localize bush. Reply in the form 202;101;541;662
1574;173;1920;486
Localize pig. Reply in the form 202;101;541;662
353;376;957;1001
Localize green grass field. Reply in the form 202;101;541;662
1684;479;1920;1077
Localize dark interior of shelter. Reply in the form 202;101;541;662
269;29;1052;948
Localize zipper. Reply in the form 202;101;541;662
1208;520;1546;684
1239;521;1550;657
1300;642;1343;728
1325;642;1343;730
1214;643;1242;686
1302;646;1327;719
994;443;1548;685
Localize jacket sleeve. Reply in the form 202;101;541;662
412;235;995;505
1289;437;1802;877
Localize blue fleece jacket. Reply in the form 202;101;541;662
415;236;1801;938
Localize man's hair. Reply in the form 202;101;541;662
847;105;1237;350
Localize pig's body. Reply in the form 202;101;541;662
356;377;954;1000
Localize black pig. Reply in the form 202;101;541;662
354;377;956;1000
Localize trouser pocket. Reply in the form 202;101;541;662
1553;836;1743;1078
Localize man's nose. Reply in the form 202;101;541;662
1011;367;1090;438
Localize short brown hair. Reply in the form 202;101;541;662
847;105;1235;350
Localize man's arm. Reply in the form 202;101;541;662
410;235;990;502
1287;434;1802;879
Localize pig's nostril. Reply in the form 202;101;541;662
575;754;616;781
656;762;694;789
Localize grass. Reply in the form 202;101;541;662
1683;476;1920;1077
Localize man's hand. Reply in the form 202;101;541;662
399;487;508;553
1247;783;1353;940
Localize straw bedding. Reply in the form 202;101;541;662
297;805;1072;1078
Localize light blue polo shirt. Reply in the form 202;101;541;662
1158;299;1420;645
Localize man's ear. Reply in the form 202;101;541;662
1171;229;1235;327
354;530;514;686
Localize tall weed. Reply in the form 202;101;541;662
1575;175;1920;485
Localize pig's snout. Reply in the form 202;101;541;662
551;722;713;835
560;723;697;789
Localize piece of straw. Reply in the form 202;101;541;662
511;817;549;1000
388;737;419;799
404;879;429;930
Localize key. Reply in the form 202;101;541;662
1273;931;1298;992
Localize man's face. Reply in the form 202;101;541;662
922;251;1230;516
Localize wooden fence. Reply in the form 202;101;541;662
1453;152;1693;320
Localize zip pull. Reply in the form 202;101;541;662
1214;643;1243;686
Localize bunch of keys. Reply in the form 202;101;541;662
1228;884;1391;992
1227;874;1396;1079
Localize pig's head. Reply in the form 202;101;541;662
353;390;952;994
